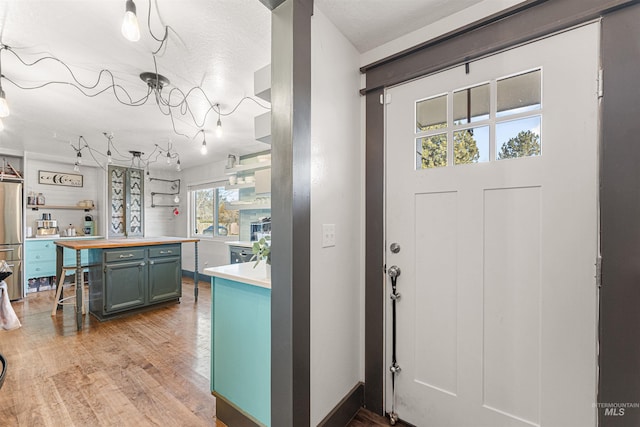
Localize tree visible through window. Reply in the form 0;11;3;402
192;185;239;236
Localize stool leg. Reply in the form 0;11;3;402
51;269;67;316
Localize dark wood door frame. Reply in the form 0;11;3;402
362;1;640;425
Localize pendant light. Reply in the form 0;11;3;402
200;131;207;155
176;159;181;171
215;104;222;138
121;0;141;42
0;87;9;118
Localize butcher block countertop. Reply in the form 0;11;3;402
54;236;200;250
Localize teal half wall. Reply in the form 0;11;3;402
211;277;271;426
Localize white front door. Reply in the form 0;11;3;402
385;23;599;427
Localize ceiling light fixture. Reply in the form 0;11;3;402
73;162;80;172
200;130;207;155
215;104;223;138
121;0;141;42
0;87;10;118
176;159;181;172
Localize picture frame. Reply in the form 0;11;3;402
38;170;83;187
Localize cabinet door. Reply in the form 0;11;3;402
104;260;146;312
108;166;144;238
148;257;181;302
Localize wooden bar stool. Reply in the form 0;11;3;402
51;266;86;316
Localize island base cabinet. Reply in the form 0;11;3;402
148;257;181;303
105;260;146;313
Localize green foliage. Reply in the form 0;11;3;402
251;236;271;268
498;130;540;160
419;129;480;168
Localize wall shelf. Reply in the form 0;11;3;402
224;161;271;175
28;204;94;211
225;182;255;190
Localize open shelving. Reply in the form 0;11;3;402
224;160;271;175
28;204;94;211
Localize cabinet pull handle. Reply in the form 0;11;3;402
119;254;134;258
160;250;172;254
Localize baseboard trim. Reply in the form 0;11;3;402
181;269;213;284
318;382;365;427
213;391;264;427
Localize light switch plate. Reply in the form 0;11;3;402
322;224;336;248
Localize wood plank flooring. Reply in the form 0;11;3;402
347;408;411;427
0;279;225;426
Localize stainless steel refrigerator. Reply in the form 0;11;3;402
0;182;22;300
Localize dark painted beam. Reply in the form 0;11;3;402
270;0;313;426
361;0;639;94
600;4;640;425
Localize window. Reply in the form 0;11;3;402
190;182;239;237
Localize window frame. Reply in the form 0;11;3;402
188;180;239;239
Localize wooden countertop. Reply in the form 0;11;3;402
54;236;200;250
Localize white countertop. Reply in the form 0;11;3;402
204;262;271;289
224;241;255;248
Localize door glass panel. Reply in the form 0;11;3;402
129;169;143;235
454;126;489;165
110;167;125;236
416;94;447;132
497;69;541;117
416;133;447;169
453;84;490;125
496;116;541;160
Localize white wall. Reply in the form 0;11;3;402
310;7;363;425
176;158;235;273
144;168;181;237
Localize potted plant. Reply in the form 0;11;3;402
251;236;271;274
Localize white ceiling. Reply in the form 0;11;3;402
0;0;488;171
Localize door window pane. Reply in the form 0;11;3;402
453;84;490;125
416;133;447;169
496;116;541;160
497;69;541;117
416;94;447;132
454;126;489;165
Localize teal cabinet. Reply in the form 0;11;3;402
211;277;271;426
89;244;182;320
25;239;88;279
104;260;146;312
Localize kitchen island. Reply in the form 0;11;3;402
55;237;200;330
204;262;271;427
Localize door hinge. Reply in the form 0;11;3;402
597;69;603;99
596;256;602;288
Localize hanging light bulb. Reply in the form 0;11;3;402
166;152;171;164
76;151;82;165
73;162;80;172
0;87;10;118
121;0;141;42
176;159;181;172
215;104;223;138
107;148;113;164
174;195;180;204
145;169;151;182
0;118;5;132
200;130;207;155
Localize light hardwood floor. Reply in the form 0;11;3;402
0;278;225;426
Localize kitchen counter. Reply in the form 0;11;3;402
224;240;255;248
55;236;201;330
27;235;104;241
204;262;270;289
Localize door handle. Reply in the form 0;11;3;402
119;254;134;258
388;265;401;279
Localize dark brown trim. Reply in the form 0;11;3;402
364;88;385;414
213;392;262;427
270;0;313;426
600;4;640;425
363;0;640;419
360;0;639;94
317;383;364;427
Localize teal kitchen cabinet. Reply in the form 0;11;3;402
25;239;89;280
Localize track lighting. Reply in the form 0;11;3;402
0;87;9;118
215;104;223;138
121;0;141;42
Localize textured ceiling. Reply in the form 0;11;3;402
0;0;272;170
0;0;491;171
315;0;485;52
